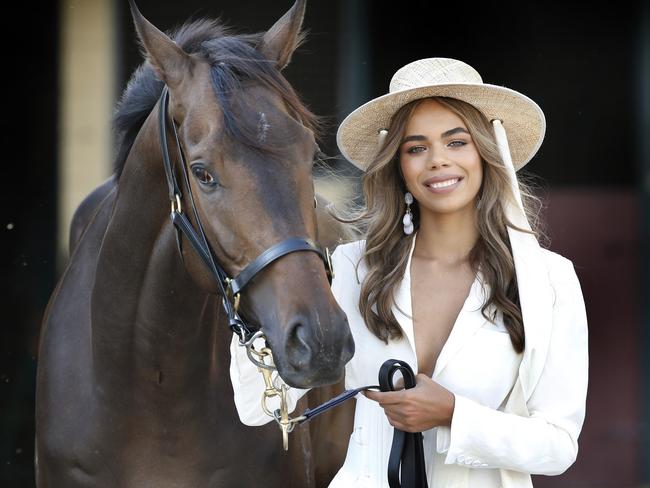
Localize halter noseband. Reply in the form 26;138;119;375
157;87;333;342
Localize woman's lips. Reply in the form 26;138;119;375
423;176;464;194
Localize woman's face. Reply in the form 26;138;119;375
399;99;483;218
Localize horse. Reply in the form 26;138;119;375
35;1;355;486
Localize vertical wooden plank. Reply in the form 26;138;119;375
58;0;116;265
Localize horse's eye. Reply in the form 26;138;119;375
191;166;216;186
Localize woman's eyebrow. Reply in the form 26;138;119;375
402;127;469;144
401;134;428;144
441;127;469;138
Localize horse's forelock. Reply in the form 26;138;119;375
173;18;231;52
205;37;319;158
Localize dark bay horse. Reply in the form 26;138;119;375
36;1;354;486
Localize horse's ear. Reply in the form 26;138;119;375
128;0;192;89
259;0;307;70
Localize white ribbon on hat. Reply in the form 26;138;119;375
377;129;389;150
491;119;554;403
492;120;528;229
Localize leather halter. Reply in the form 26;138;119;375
158;87;333;341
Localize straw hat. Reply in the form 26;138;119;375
336;58;546;171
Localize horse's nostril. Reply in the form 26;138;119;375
285;321;313;369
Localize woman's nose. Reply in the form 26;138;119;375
428;156;450;169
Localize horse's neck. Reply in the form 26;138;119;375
91;111;223;394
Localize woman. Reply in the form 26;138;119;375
230;58;589;488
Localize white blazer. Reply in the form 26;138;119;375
229;237;589;488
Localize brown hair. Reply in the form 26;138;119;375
350;96;542;354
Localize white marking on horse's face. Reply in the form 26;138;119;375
257;112;271;142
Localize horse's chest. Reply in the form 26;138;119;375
41;392;308;488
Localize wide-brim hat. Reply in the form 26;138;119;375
336;58;546;171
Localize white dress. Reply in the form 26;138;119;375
229;237;589;488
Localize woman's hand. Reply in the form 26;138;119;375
364;374;455;433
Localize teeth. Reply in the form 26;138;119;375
429;178;459;189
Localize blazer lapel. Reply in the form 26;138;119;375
392;234;489;377
432;275;489;378
508;227;554;402
391;205;554;398
392;236;417;360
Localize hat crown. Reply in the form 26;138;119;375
389;58;483;93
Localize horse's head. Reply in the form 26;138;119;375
127;0;353;388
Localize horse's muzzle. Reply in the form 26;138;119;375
274;309;354;389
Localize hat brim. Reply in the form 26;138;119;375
336;82;546;171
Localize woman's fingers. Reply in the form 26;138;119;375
364;377;455;430
364;389;405;405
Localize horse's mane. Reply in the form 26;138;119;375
113;18;317;178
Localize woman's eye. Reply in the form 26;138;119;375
406;146;426;154
448;140;467;147
191;166;216;186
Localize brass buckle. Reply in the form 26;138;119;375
245;333;303;451
224;277;241;313
171;194;182;214
274;385;292;451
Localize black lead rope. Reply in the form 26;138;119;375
297;359;428;488
380;360;429;488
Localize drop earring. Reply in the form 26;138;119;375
403;192;414;235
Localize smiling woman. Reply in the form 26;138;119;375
230;57;588;488
348;93;534;353
400;101;483;212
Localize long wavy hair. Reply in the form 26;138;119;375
352;96;542;354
